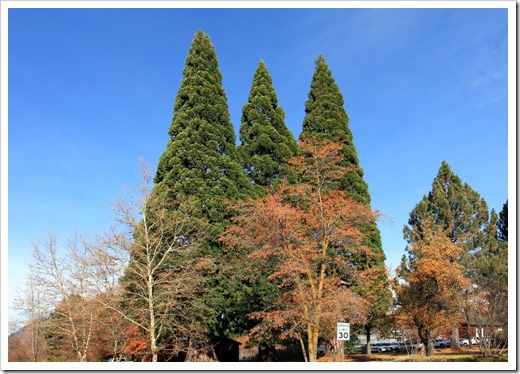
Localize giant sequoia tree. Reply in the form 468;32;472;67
155;30;256;231
153;30;258;354
238;60;299;360
300;55;390;355
239;60;298;190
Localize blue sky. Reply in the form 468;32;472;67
5;5;510;321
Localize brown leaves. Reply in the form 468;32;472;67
221;138;382;361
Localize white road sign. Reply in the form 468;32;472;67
337;322;350;341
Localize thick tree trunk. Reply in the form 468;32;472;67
338;340;344;362
425;336;435;357
331;339;338;362
450;328;460;348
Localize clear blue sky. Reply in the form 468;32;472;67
6;6;510;321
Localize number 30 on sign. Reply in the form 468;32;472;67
337;322;350;341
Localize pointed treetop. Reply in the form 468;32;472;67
405;161;491;250
239;60;298;188
300;55;370;205
301;55;353;142
155;30;256;230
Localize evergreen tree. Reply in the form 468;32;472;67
403;161;493;348
153;30;257;355
155;30;256;234
300;55;390;356
237;60;298;360
239;60;298;190
301;55;369;204
404;161;490;252
498;200;508;242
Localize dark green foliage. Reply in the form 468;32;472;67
300;55;390;351
403;161;504;350
300;55;384;267
301;55;369;204
155;30;257;236
498;200;507;242
404;161;491;253
239;60;298;190
152;31;261;344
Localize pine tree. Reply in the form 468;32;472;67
153;30;257;354
300;55;390;356
239;60;298;191
404;161;490;251
403;161;493;348
498;200;508;242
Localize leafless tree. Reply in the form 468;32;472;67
92;158;209;362
12;271;48;361
30;232;98;362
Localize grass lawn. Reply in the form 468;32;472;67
316;347;508;362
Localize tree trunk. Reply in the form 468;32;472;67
298;334;309;362
338;340;344;362
307;327;318;362
331;339;338;362
425;335;435;357
366;325;372;358
450;328;460;348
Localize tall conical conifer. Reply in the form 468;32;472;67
155;30;256;234
239;60;298;191
301;55;370;204
300;55;390;356
153;30;257;348
237;60;298;360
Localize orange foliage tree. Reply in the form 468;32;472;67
395;220;470;356
221;139;382;362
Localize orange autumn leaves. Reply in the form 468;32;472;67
221;138;384;362
394;222;470;354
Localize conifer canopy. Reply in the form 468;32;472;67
155;30;256;234
301;55;369;205
239;60;298;189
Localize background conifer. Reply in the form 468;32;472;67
239;60;298;191
300;55;390;356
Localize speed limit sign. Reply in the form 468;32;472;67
337;322;350;341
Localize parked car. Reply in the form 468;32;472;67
372;343;388;352
359;344;382;353
434;339;451;348
379;342;400;352
459;338;469;346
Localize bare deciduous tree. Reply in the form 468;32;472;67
92;158;209;362
12;271;48;361
30;232;97;362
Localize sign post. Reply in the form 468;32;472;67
337;322;350;341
